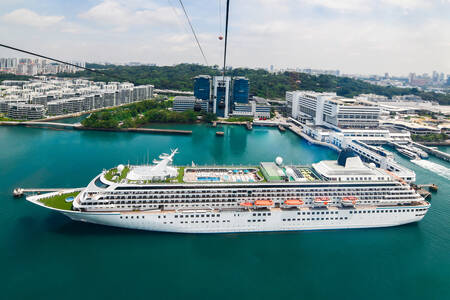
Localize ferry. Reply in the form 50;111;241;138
396;147;419;160
26;148;430;233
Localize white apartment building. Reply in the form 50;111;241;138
232;101;271;118
286;91;380;129
7;103;44;120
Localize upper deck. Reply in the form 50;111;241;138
96;149;395;190
102;164;323;186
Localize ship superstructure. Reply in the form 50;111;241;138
27;148;430;233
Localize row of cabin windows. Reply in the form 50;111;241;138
181;220;231;224
94;186;408;198
298;211;339;215
349;208;426;214
119;215;145;219
97;189;412;200
284;217;348;221
248;219;266;222
252;212;271;216
174;214;221;218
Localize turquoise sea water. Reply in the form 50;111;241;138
0;124;449;300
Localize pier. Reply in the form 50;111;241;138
411;142;450;162
0;121;192;135
287;121;340;152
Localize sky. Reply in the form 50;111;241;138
0;0;449;76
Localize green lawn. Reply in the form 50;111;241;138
40;191;80;211
104;166;130;182
176;167;185;183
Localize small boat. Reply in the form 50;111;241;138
284;199;304;206
246;122;253;130
216;131;224;136
429;184;438;192
313;197;330;207
239;202;253;207
13;188;24;197
278;125;286;132
254;200;274;207
341;196;358;207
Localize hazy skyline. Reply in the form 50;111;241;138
1;0;449;76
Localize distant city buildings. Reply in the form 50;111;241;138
0;57;85;76
0;77;154;120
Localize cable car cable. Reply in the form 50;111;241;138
177;0;208;65
0;43;134;83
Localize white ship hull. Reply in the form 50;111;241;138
25;152;430;234
58;205;428;233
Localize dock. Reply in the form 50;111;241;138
412;142;450;162
417;184;438;192
0;121;192;135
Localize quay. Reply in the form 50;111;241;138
13;187;84;197
0;121;192;135
81;127;192;135
287;121;340;152
411;142;450;162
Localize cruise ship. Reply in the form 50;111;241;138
26;149;430;233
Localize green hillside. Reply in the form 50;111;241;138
56;63;450;105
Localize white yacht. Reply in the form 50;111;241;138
27;148;430;233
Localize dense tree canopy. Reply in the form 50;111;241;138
57;63;450;105
81;100;199;129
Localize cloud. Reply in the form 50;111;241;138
304;0;374;13
381;0;431;10
79;0;179;32
1;8;64;28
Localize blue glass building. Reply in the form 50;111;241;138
232;77;249;104
193;75;211;101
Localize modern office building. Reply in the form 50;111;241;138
213;76;231;118
232;77;249;104
287;91;380;129
7;103;44;120
193;75;250;117
194;75;211;101
173;96;208;112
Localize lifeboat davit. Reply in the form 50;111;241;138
239;202;253;207
284;199;304;206
254;200;274;207
341;196;358;207
314;197;330;207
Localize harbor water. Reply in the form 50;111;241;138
0;124;449;300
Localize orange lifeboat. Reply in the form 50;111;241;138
314;197;330;206
284;199;304;206
239;202;253;207
341;196;358;207
254;200;274;207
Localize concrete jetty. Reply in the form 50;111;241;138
0;121;192;135
412;142;450;162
